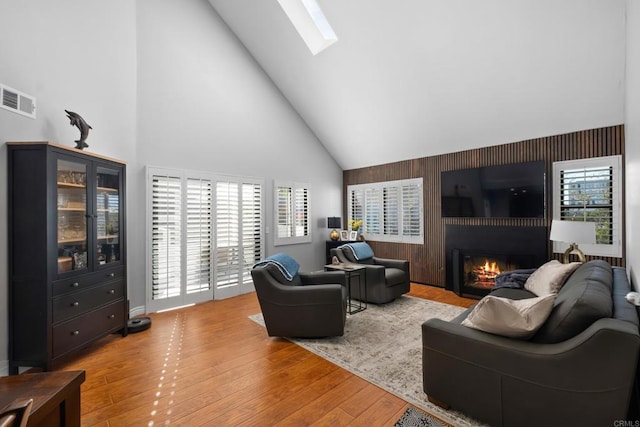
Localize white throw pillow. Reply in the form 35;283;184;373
461;294;556;339
524;260;581;296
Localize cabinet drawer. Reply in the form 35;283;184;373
53;267;124;296
52;280;125;323
52;300;125;358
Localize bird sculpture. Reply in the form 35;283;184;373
65;109;92;150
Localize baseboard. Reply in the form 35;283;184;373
130;305;146;318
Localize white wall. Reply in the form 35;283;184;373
0;0;343;371
626;0;640;290
0;0;137;374
133;0;343;308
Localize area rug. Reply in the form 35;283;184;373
249;295;483;426
394;406;448;427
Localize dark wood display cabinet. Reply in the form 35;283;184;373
7;141;128;374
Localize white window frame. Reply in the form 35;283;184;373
552;155;622;258
274;180;312;246
347;178;424;244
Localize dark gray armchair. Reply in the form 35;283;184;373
330;243;410;304
251;264;347;338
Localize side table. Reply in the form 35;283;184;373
324;263;367;314
0;370;85;427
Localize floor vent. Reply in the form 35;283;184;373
1;83;36;119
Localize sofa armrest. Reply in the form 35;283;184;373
373;257;409;273
423;316;640;390
299;270;346;287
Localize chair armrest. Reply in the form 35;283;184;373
423;316;640;390
299;270;346;286
252;269;344;305
373;257;409;273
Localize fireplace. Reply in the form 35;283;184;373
445;225;547;298
452;249;537;297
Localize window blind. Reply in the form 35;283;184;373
185;178;212;294
151;175;182;300
241;183;262;285
216;181;240;289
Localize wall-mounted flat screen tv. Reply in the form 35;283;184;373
441;161;546;218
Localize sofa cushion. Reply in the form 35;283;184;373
532;260;613;343
524;260;581;296
461;294;556;339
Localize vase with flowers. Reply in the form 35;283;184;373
350;219;363;240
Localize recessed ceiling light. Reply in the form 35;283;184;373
277;0;338;55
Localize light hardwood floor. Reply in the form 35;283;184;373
56;284;475;426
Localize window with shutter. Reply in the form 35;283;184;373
147;168;264;311
274;181;312;245
347;178;423;244
552;155;622;258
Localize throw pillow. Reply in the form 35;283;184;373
461;294;556;339
524;260;581;296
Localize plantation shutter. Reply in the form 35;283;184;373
402;183;422;237
350;189;364;224
559;166;613;244
365;187;382;236
347;178;423;244
383;186;399;236
294;187;309;237
216;181;240;289
242;183;262;285
553;155;622;258
185;178;212;294
274;181;311;245
276;185;292;238
151;175;182;300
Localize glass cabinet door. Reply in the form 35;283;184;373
57;159;88;274
96;166;121;266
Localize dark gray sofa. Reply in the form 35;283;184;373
422;260;640;427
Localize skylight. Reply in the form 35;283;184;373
277;0;338;55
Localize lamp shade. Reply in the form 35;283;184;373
327;217;341;229
550;220;596;245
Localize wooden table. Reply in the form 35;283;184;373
0;370;85;427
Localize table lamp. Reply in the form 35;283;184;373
327;217;341;241
550;220;596;263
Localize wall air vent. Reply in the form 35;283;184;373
1;83;36;119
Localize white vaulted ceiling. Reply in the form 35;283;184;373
209;0;626;170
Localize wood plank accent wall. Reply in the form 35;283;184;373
343;125;625;286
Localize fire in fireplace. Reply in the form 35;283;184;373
462;255;519;290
